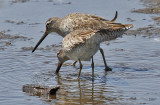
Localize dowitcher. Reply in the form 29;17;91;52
32;12;118;71
56;23;133;78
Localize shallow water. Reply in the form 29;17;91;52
0;0;160;105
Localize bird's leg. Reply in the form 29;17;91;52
91;56;94;77
78;59;83;79
72;61;77;66
99;48;112;71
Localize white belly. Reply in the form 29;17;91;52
65;42;100;61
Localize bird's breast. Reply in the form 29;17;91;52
65;42;100;61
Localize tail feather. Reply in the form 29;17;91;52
110;11;118;22
98;23;133;42
108;23;133;30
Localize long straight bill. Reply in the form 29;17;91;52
56;62;63;74
32;31;48;53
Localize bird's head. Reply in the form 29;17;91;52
45;17;60;34
56;49;69;73
32;17;60;53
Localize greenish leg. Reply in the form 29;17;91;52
91;56;94;77
99;48;112;71
78;59;83;79
72;61;77;66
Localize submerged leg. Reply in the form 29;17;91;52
72;61;77;66
99;48;112;71
91;56;94;77
78;59;83;79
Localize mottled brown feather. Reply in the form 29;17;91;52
62;29;98;51
62;23;133;51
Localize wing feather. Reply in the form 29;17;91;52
62;23;133;51
62;29;98;51
62;12;118;31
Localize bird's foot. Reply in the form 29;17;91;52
105;66;112;71
71;61;77;66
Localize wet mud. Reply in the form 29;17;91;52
5;20;26;25
126;0;160;39
126;26;160;37
10;0;71;5
132;0;160;14
22;84;60;100
21;44;61;51
0;32;29;50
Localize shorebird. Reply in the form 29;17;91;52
56;23;133;78
32;12;118;71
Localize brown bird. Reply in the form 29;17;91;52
32;11;125;71
56;23;133;78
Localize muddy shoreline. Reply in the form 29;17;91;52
132;0;160;14
127;0;160;37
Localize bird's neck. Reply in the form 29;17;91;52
54;19;67;37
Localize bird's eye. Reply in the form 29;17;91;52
46;23;50;27
57;52;60;56
46;20;51;28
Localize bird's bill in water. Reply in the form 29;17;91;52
32;31;48;53
56;61;63;74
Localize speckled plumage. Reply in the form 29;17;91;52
62;23;133;52
59;24;133;61
32;12;118;52
32;12;133;77
56;23;133;78
45;12;117;37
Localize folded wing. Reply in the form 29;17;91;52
62;23;133;51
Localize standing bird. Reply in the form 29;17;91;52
32;12;118;71
56;23;133;78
